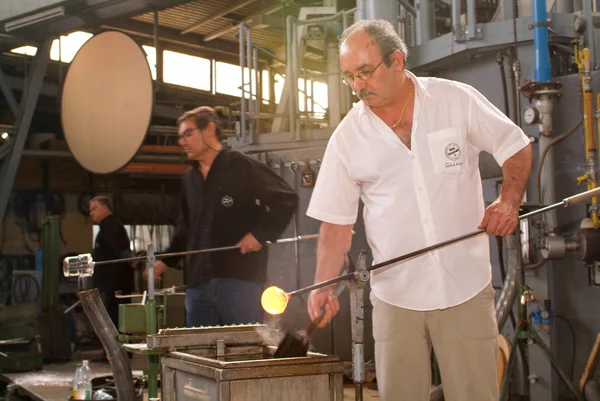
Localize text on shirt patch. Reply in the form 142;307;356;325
444;142;463;168
221;195;234;207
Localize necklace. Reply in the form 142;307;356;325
391;80;413;129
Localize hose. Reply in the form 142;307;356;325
554;314;576;381
536;118;583;203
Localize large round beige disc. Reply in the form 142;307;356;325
61;30;153;174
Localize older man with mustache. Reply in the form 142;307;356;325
305;19;532;401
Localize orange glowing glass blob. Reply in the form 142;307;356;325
261;286;290;315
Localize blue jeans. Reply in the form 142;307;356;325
185;278;264;327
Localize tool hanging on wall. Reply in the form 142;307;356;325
300;159;315;188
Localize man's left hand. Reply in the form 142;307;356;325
237;233;263;254
478;198;520;237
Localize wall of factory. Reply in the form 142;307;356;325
433;43;600;400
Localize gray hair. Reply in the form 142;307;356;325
90;195;113;212
340;19;408;68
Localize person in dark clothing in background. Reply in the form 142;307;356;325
143;106;298;328
89;195;133;361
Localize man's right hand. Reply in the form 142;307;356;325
143;260;168;283
307;286;340;329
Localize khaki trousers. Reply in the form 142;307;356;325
371;283;499;401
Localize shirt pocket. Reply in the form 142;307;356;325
426;126;468;176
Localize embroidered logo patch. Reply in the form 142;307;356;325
445;143;461;161
221;195;234;207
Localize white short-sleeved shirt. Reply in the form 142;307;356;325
306;71;530;311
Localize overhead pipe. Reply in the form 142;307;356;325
247;24;254;144
239;23;246;142
253;46;260;140
533;0;552;82
286;15;296;139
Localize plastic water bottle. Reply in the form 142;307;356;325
76;360;93;400
72;363;82;399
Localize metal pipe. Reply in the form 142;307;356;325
239;23;246;141
467;0;476;39
355;0;365;20
147;243;155;301
513;60;522;127
533;0;552;82
399;0;417;17
290;163;301;290
583;0;597;68
452;0;461;36
247;24;254;143
253;46;260;139
292;18;301;137
343;12;352;114
496;233;522;331
64;234;322;275
287;187;600;297
286;16;296;138
153;9;161;87
417;0;433;45
253;43;286;65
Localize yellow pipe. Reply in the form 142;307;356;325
583;50;595;159
576;48;600;226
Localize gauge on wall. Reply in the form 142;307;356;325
523;107;540;125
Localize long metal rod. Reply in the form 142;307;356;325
92;233;320;267
288;187;600;297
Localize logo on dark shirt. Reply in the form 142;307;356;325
221;195;234;207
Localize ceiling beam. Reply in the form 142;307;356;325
204;3;283;42
2;0;194;41
100;19;269;67
181;0;256;35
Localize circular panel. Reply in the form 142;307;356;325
61;31;153;174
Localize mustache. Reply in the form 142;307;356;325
357;89;376;98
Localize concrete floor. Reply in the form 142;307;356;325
0;349;381;400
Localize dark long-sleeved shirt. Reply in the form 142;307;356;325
92;214;133;293
164;149;299;287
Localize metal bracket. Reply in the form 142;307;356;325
453;25;467;43
529;20;552;29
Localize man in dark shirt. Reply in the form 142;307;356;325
89;195;133;361
144;106;298;327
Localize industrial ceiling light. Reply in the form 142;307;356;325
1;132;8;140
4;6;65;33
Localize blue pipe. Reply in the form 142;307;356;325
533;0;552;82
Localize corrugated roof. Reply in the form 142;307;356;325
132;0;299;54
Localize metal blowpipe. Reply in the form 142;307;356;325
63;233;323;277
285;187;600;298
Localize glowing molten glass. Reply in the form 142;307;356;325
261;286;289;315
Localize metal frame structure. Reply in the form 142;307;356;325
0;38;51;225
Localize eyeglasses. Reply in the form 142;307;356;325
341;54;391;86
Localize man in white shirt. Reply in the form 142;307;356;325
306;19;532;401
